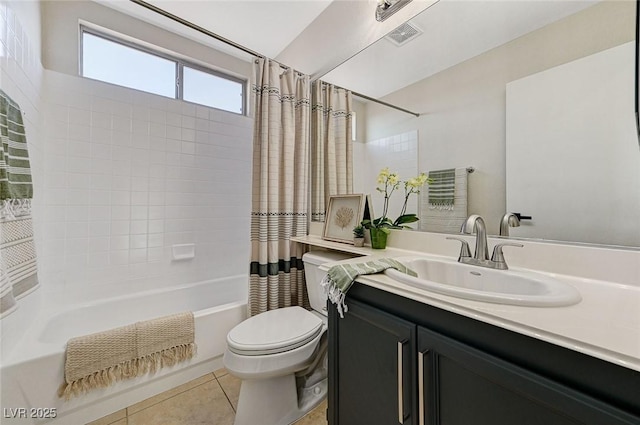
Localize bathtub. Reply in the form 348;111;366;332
0;276;247;425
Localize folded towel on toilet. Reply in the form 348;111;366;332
322;258;416;318
60;312;196;400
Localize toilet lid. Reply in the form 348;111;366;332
227;306;323;356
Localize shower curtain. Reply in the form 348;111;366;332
248;58;310;316
0;89;39;318
311;81;354;222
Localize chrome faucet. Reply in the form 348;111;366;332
462;214;489;262
499;213;520;236
447;214;523;270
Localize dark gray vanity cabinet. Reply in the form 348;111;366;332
330;299;417;425
417;327;637;425
328;284;640;425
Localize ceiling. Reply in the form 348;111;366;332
98;0;438;77
322;0;599;98
144;0;335;59
98;0;601;100
99;0;336;61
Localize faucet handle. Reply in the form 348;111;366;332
491;242;524;269
446;237;472;260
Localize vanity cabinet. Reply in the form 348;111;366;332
331;299;416;424
417;327;636;425
328;284;640;425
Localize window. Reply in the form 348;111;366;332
82;32;176;98
182;66;244;112
80;26;246;115
351;112;357;142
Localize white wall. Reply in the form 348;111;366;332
40;71;252;295
0;0;45;337
353;130;419;225
1;0;254;299
0;0;45;272
360;0;635;236
41;0;250;82
3;0;40;58
0;0;44;189
507;42;640;247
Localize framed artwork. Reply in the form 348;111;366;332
364;194;374;222
322;194;366;244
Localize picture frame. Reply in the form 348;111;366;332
322;194;366;244
363;194;374;222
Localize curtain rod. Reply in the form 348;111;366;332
129;0;286;71
317;81;420;117
129;0;258;57
130;0;420;117
351;91;420;117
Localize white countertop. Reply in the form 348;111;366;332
292;235;640;372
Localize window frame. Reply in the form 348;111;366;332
79;25;247;115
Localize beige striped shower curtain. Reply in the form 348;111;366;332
310;82;354;222
248;58;310;316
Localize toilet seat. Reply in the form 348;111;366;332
227;307;323;356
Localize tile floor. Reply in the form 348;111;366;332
87;368;328;425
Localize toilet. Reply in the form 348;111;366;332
223;250;355;425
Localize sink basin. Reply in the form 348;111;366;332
385;256;581;307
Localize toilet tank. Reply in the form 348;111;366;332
303;251;358;314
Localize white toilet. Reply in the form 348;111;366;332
223;250;355;425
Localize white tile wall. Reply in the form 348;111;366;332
40;71;253;294
0;3;43;151
1;0;253;300
354;130;420;224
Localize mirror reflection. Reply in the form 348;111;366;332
320;0;639;248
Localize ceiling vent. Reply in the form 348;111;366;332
385;21;423;47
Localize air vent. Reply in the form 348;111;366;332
385;21;423;47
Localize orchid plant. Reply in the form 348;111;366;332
361;167;431;234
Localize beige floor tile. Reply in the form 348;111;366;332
127;373;215;415
128;379;235;425
213;367;228;378
86;409;126;425
217;373;241;411
294;400;328;425
110;420;127;425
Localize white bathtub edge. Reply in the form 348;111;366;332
1;288;247;425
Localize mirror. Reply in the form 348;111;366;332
320;0;640;249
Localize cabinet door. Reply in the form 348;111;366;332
417;326;639;425
329;299;416;425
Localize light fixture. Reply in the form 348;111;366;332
376;0;413;22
